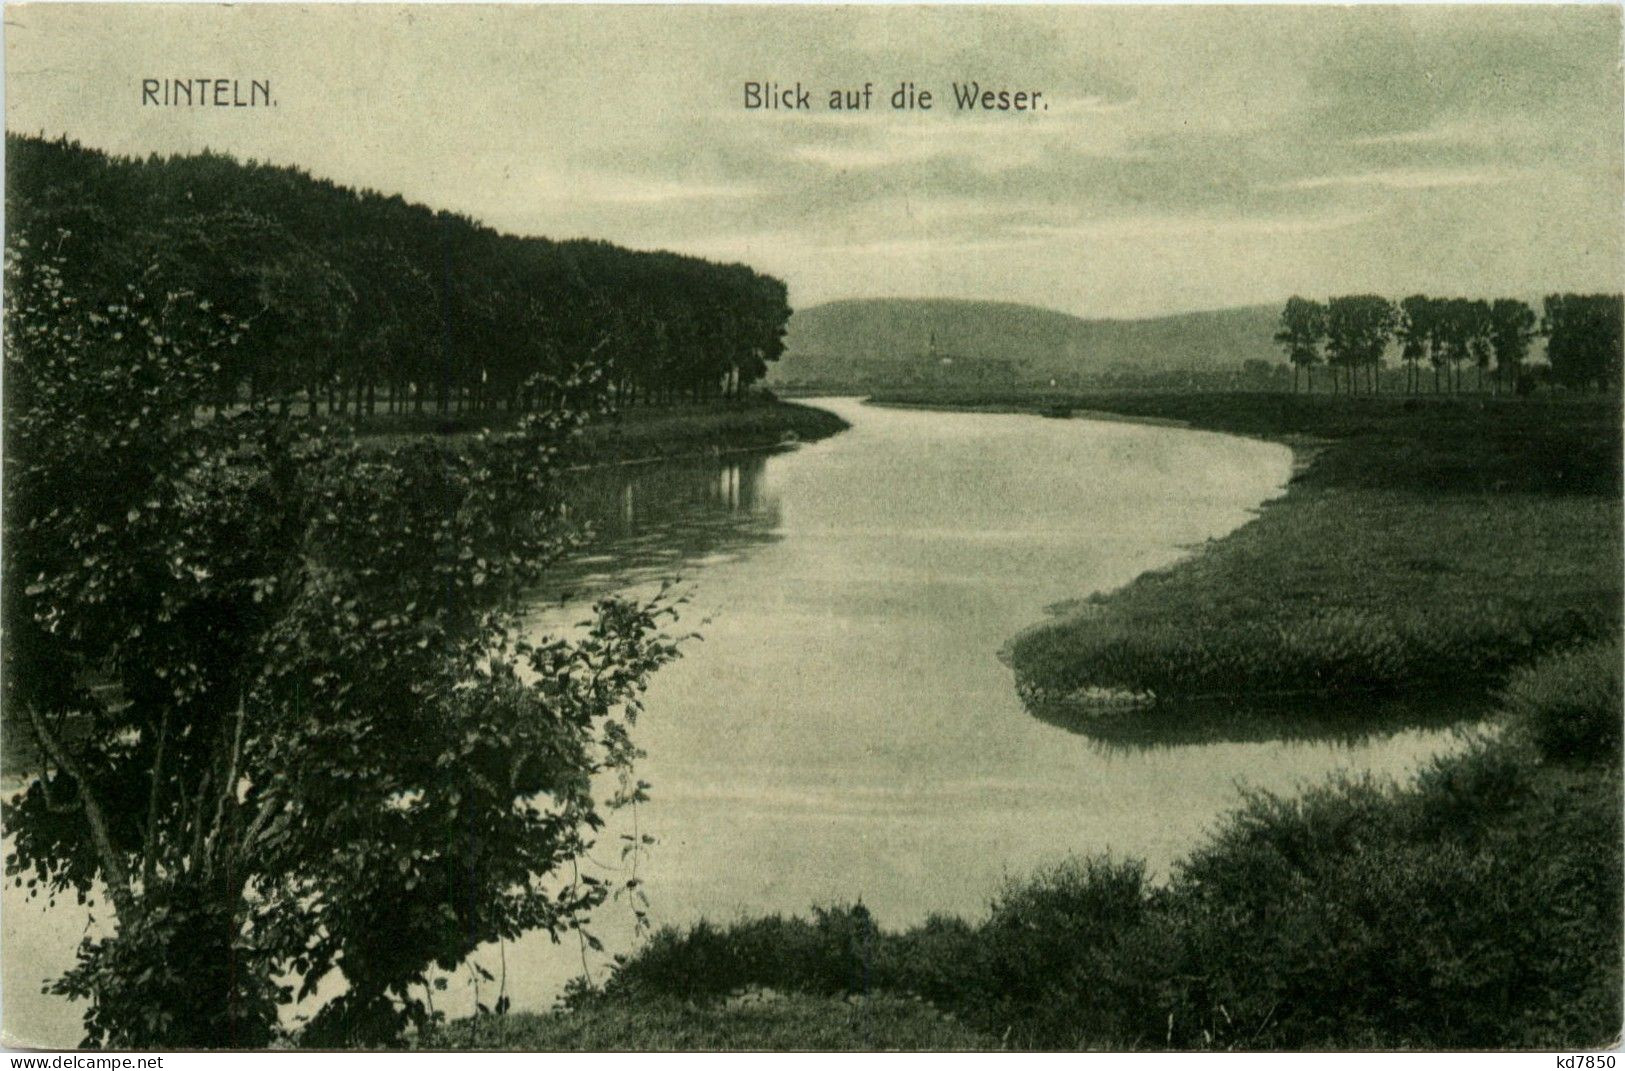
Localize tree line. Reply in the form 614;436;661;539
5;133;790;416
1275;293;1622;395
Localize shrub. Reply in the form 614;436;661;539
605;905;881;1003
1500;639;1623;763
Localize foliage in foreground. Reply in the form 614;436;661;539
423;993;995;1051
592;729;1622;1049
3;226;681;1045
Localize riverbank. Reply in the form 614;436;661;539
435;389;1620;1050
352;397;851;465
577;398;850;465
876;390;1620;713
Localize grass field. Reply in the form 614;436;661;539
434;388;1621;1051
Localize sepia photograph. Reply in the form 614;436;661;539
1;2;1621;1053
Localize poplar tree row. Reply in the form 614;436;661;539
1274;293;1622;395
5;134;790;416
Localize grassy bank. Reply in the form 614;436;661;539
435;389;1621;1050
873;391;1621;711
870;389;1620;496
577;398;850;465
348;396;850;465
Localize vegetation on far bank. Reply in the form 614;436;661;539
1272;292;1618;396
347;395;850;463
494;388;1622;1051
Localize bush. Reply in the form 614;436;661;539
425;992;995;1050
1501;639;1623;763
1156;758;1620;1049
605;905;881;1003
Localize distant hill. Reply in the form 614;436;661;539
769;298;1283;389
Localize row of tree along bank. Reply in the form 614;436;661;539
1274;292;1623;395
6;134;791;416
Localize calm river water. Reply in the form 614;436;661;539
2;398;1475;1044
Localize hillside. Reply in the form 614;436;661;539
770;298;1281;389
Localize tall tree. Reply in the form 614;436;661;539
1544;293;1624;393
1325;295;1396;398
1274;296;1326;394
1397;295;1435;395
1464;299;1493;392
4;222;681;1046
1489;298;1538;395
1433;298;1485;394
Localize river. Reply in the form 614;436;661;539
1;398;1474;1044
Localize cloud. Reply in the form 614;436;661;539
5;4;1618;316
1342;116;1544;150
1009;208;1382;242
1266;167;1535;193
583;178;764;206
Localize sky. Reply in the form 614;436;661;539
5;4;1623;319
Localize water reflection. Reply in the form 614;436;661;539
539;452;782;607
